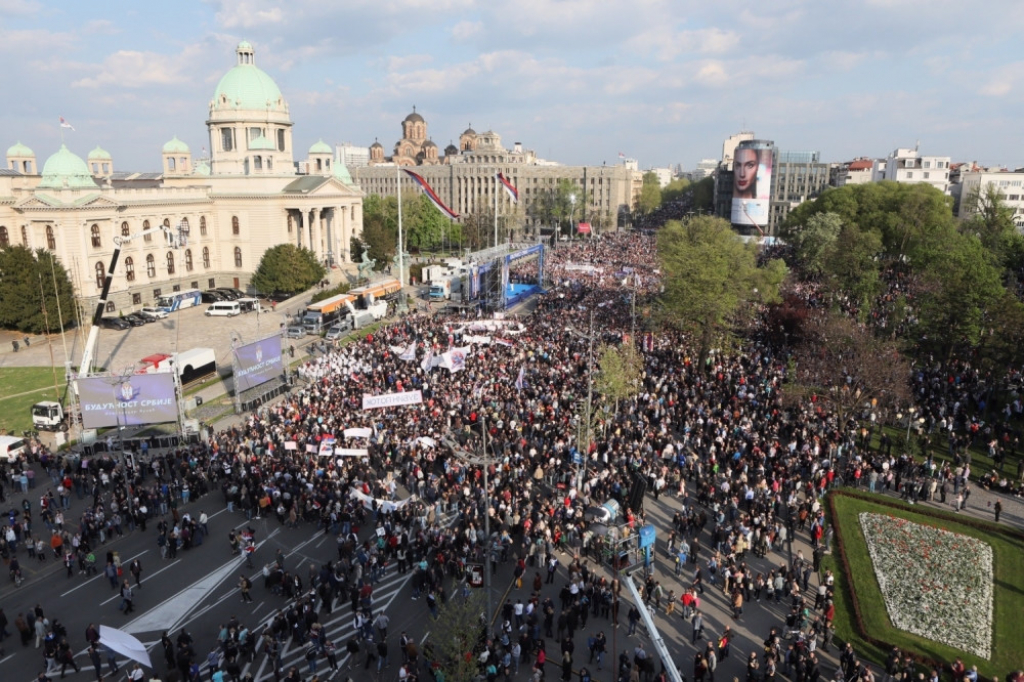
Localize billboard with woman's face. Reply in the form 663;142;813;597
731;145;773;227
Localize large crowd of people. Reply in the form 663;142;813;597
1;230;1021;682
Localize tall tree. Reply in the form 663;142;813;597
250;244;326;295
960;183;1024;272
404;193;450;251
786;211;842;276
786;310;911;427
636;171;662;215
0;246;76;334
661;177;691;204
595;342;644;415
690;176;714;212
428;591;487;682
361;194;398;266
657;216;786;368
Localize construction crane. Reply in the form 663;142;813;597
77;223;188;379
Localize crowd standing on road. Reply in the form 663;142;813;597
1;232;1023;682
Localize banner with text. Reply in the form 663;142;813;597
233;337;283;392
362;390;423;410
79;374;178;429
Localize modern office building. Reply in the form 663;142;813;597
0;41;363;314
768;150;832;232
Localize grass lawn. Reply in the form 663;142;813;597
0;367;67;434
824;490;1024;677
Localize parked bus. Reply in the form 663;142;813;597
138;347;217;385
156;288;203;312
349;278;402;305
302;293;355;334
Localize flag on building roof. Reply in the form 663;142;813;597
403;169;459;219
618;152;625;158
59;116;75;131
496;172;518;204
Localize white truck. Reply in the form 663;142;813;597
32;401;67;431
429;276;462;301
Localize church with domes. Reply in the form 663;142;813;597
0;41;363;316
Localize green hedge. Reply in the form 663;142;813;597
309;282;351;304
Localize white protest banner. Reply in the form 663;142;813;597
362;390;423;410
417;436;437;448
335;448;369;457
344;427;373;439
284;441;298;451
305;444;318;454
464;335;492;345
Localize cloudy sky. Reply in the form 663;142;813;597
3;0;1021;172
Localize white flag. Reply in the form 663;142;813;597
400;341;417;362
59;116;75;131
420;347;434;372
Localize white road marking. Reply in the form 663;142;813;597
60;550;149;597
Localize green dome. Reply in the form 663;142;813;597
333;160;353;185
193;160;211;176
6;141;33;157
249;135;275;151
212;43;287;112
163;136;189;153
38;144;98;190
88;145;111;160
309;139;332;154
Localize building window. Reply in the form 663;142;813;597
209;278;216;288
132;293;142;306
191;281;199;289
277;129;285;152
121;221;130;237
168;157;176;171
234;246;243;268
21;225;27;245
105;301;115;313
924;172;930;179
202;247;210;269
249;128;264;142
153;288;162;298
180;217;189;235
46;225;56;250
143;220;152;242
200;216;207;236
166;251;175;275
0;226;7;246
146;254;156;278
906;172;913;179
232;216;240;235
125;257;135;282
172;284;181;292
222;128;233;152
95;262;105;289
254;156;262;171
91;224;101;248
185;249;193;272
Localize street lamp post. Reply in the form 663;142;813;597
569;194;576;240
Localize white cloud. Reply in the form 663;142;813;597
72;44;210;89
450;20;482;42
0;0;41;16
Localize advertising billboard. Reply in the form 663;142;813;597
79;373;178;429
232;336;283;392
731;142;773;228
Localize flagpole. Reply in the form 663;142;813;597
397;164;405;289
493;169;498;249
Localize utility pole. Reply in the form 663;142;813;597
583;310;594;489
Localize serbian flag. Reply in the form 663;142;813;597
496;172;518;204
59;116;75;131
403;169;459;219
515;364;526;391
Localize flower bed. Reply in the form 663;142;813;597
859;512;993;658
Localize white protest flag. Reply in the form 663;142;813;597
400;341;418;361
344;427;373;439
515;364;526;391
420;347;434;372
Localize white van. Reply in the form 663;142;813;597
205;301;241;317
0;435;27;463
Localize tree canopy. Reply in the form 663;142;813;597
636;171;662;215
0;246;77;334
250;244;326;295
661;177;691;204
595;342;644;414
361;194;398;266
657;216;786;366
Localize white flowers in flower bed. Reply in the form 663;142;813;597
859;512;993;658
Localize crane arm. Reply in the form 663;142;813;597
78;224;183;377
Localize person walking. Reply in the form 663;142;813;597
120;580;135;614
239;574;253;603
994;499;1003;523
691;610;704;644
129;558;143;588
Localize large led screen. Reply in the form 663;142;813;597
79;373;178;429
233;336;283;392
731;145;773;227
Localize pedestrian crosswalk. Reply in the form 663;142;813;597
245;567;414;681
